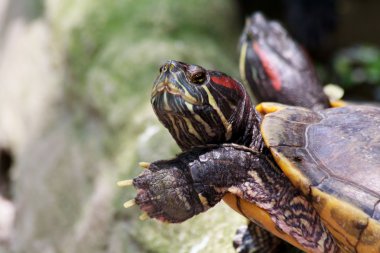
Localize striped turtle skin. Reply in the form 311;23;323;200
151;60;260;150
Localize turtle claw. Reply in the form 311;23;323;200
117;179;134;187
138;162;151;169
123;199;136;209
139;212;149;221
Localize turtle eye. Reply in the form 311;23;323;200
190;71;206;85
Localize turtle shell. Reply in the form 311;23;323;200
259;103;380;253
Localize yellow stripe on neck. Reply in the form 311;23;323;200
203;86;232;140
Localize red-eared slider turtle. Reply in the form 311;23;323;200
119;60;380;253
239;13;345;110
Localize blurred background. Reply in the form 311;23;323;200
0;0;379;253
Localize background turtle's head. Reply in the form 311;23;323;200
239;12;293;101
151;60;254;150
238;13;330;110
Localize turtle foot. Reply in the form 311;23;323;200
120;160;206;223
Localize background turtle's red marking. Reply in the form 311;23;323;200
253;42;282;91
211;75;241;93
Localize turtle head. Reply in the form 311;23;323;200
239;13;330;110
239;12;292;99
151;60;256;150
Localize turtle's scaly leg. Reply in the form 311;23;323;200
123;144;340;253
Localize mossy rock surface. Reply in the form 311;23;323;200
1;1;249;253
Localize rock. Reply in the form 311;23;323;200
0;196;14;245
0;1;246;252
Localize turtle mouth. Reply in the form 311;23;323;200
153;81;181;96
151;81;201;106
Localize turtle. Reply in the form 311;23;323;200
238;13;345;110
119;60;380;253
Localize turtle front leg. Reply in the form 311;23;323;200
124;145;257;223
121;144;340;252
128;155;223;223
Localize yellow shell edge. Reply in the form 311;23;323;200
223;193;309;252
255;102;287;115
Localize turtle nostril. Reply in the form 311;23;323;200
159;64;169;73
160;61;179;73
166;60;187;73
168;62;179;73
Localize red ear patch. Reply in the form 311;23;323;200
211;75;240;91
253;42;282;91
